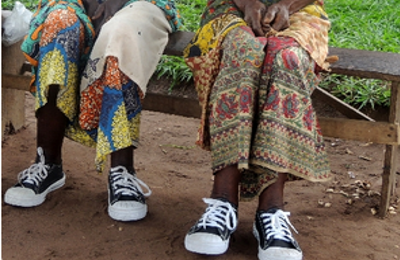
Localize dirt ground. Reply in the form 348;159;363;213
2;89;400;260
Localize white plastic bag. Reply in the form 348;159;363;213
2;1;33;46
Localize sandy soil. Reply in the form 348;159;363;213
2;90;400;260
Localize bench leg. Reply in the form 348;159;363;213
2;88;25;138
379;81;400;217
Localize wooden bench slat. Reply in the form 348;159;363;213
7;31;400;91
328;47;400;81
142;90;400;145
164;32;400;82
163;31;194;56
312;87;374;121
318;117;399;145
2;74;31;91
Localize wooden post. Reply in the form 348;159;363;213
379;81;400;217
1;40;27;138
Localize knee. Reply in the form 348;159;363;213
275;47;311;72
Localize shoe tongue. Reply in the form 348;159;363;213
265;207;280;214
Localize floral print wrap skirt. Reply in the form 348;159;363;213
184;0;332;200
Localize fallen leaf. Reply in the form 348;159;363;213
359;142;373;147
358;155;372;161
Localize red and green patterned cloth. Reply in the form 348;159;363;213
184;0;332;200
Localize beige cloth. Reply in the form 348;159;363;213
80;1;172;94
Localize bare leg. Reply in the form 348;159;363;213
3;84;68;207
257;173;288;211
211;164;242;206
111;146;134;172
36;84;68;165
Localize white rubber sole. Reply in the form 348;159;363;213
107;189;147;222
258;247;303;260
4;174;66;207
184;232;230;255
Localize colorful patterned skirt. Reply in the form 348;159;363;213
184;12;332;200
25;2;171;172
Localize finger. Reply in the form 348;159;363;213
252;20;264;36
262;24;271;35
271;12;289;31
262;6;277;25
245;11;264;36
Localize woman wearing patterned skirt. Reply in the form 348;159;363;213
4;0;182;222
183;0;333;259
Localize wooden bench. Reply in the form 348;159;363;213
2;31;399;218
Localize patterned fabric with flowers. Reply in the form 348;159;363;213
206;27;331;200
184;0;332;199
20;0;163;172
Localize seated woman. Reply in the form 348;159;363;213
183;0;333;259
4;0;181;222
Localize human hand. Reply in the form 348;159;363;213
233;0;267;36
261;1;291;35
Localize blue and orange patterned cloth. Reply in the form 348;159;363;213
20;0;182;172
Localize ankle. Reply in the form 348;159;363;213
209;197;239;210
257;203;284;212
211;193;238;207
110;165;134;174
34;147;62;165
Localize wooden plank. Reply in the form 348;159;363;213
318;117;399;145
379;81;400;217
164;31;193;56
328;47;400;81
2;40;27;137
2;73;31;91
139;89;400;145
6;31;400;90
142;92;201;118
312;87;374;121
164;32;400;81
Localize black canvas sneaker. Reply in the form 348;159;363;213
184;198;238;255
253;208;303;260
108;166;152;221
4;147;66;207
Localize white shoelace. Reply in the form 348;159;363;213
196;198;238;231
260;210;298;243
110;166;152;197
18;147;50;187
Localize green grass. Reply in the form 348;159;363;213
2;0;36;11
3;0;399;108
326;0;400;52
320;0;399;109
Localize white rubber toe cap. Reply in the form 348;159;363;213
258;246;303;260
184;232;229;255
108;201;147;221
